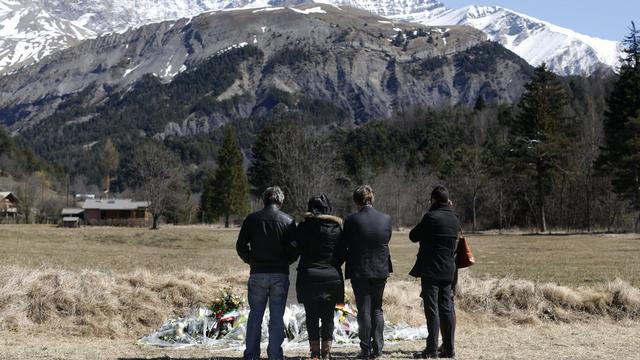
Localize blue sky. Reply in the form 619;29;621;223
443;0;639;41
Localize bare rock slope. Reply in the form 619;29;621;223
0;4;533;135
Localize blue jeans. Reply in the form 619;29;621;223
244;273;290;360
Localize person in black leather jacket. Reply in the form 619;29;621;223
236;186;297;360
293;194;345;360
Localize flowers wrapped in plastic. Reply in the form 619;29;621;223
138;289;428;349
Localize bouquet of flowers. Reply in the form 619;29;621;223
210;287;243;318
334;303;358;339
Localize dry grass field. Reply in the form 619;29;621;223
0;225;639;359
2;225;639;285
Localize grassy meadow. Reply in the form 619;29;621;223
1;225;639;286
0;225;639;360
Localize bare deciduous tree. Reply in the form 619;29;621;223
132;142;183;230
250;122;341;215
100;138;120;196
371;165;441;229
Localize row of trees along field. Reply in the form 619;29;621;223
200;25;640;232
0;124;66;224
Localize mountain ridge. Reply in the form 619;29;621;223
1;4;533;135
0;0;621;76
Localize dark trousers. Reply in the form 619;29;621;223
304;301;335;341
351;278;387;355
421;279;455;354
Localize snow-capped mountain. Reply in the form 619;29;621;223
0;0;265;73
0;0;621;75
41;0;438;33
332;0;447;16
394;4;620;75
42;0;257;34
0;0;94;72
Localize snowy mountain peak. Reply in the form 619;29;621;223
395;4;620;75
463;5;501;18
0;0;94;72
333;0;446;16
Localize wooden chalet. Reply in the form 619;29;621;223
0;191;19;221
82;199;150;226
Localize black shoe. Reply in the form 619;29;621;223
356;350;370;359
413;350;438;359
438;351;455;358
370;351;381;359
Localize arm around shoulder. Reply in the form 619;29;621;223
285;219;299;264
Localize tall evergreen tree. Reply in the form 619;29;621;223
204;126;250;227
200;169;216;223
474;95;486;111
597;22;640;231
509;64;577;232
248;123;282;199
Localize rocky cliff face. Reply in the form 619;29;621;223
0;4;535;136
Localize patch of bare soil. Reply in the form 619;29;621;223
1;320;638;360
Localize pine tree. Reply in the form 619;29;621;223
474;95;486;111
248;123;281;199
205;126;250;227
597;22;640;231
509;64;577;232
200;169;216;223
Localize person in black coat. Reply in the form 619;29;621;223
294;194;345;360
343;185;393;359
409;186;460;359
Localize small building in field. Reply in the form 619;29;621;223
0;191;19;220
62;216;81;228
82;199;150;226
60;208;85;227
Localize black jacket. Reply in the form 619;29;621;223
294;213;346;303
409;203;460;282
236;204;297;274
343;206;393;279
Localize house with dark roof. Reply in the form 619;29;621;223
81;199;150;226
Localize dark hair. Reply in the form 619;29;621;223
263;186;285;206
353;185;375;206
431;186;449;204
307;194;332;215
